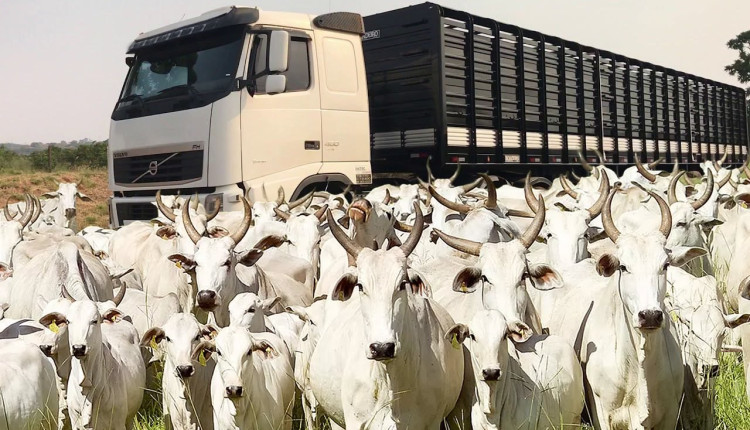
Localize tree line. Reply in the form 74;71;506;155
0;141;108;172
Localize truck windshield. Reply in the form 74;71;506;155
114;27;245;119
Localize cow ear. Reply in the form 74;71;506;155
201;324;219;340
42;192;59;198
740;276;750;301
260;296;282;311
156;226;177;240
0;262;13;281
251;339;278;358
527;264;563;290
168;254;196;272
76;192;92;202
669;246;707;267
253;235;287;251
445;324;470;344
508;321;532;344
140;327;166;347
39;312;67;328
237;249;263;267
149;218;167;227
285;306;311;323
191;340;216;361
597;254;620;277
724;313;750;328
102;308;124;323
452;267;482;293
407;269;433;298
207;226;229;238
332;272;359;301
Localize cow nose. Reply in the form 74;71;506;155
176;365;195;378
369;342;396;360
482;368;501;381
226;385;243;398
39;344;53;357
65;208;76;218
71;344;87;357
197;290;218;309
704;364;720;379
637;310;664;329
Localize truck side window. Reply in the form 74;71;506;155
251;35;311;94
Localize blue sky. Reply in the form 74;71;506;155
1;0;748;143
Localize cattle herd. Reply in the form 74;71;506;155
2;151;750;429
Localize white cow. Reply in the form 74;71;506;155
547;189;698;430
141;313;216;430
192;326;295;430
39;300;145;430
0;338;59;430
446;309;584;429
309;204;464;429
41;182;92;230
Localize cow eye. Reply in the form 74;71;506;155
619;265;628;273
223;260;231;267
248;306;256;313
398;280;409;291
546;232;553;239
194;335;201;341
469;333;476;341
215;349;222;357
165;336;172;342
662;262;670;271
480;275;488;283
91;319;98;325
357;283;363;292
676;222;687;228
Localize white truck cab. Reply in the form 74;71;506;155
109;6;371;225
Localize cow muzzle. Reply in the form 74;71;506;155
368;342;396;361
225;385;243;398
482;368;501;381
72;344;87;357
637;309;664;331
176;365;195;378
197;290;218;310
65;208;77;219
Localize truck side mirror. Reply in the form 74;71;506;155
125;57;135;67
268;30;289;73
265;75;287;94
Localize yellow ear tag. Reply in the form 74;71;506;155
338;291;344;300
175;261;183;270
49;321;59;334
670;311;679;322
451;333;460;350
150;337;158;349
460;282;468;293
199;350;208;367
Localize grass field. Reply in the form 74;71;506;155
0;168;110;227
1;168;746;428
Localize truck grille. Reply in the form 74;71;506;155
113;150;203;185
115;202;158;225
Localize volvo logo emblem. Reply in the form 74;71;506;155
148;161;158;176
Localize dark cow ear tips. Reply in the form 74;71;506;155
596;254;619;277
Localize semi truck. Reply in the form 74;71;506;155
108;2;749;225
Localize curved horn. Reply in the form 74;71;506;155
394;220;413;232
418;176;430;190
204;199;221;222
524;172;540;213
718;171;732;189
571;171;581;182
713;160;721;172
559;175;579;199
326;209;363;260
578;150;593;172
113;283;127;306
587;172;610;218
651;190;672;239
313;204;328;222
400;202;424;257
428;185;471;213
635;155;657;183
432;229;482;256
744;162;750;181
730;175;739;191
448;162;462;185
668;171;685;205
647;157;664;170
519;195;545;249
4;198;15;221
601;190;621;243
60;283;75;302
460;176;484;193
18;194;33;229
287;191;313;210
229;197;253;245
190;193;199;210
426;156;436;182
691;170;714;210
30;195;42;226
594;149;606;164
480;174;497;209
671;160;679;176
382;189;392;205
276;187;286;205
181;197;203;245
273;207;291;221
719;147;729;165
155;190;176;223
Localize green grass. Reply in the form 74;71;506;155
715;355;750;429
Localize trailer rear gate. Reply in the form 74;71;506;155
363;2;748;174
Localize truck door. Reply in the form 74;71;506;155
240;31;322;189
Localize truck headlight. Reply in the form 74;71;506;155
204;193;224;214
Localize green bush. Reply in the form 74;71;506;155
0;141;108;172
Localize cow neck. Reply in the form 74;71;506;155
612;271;669;427
70;340;117;428
161;360;194;429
